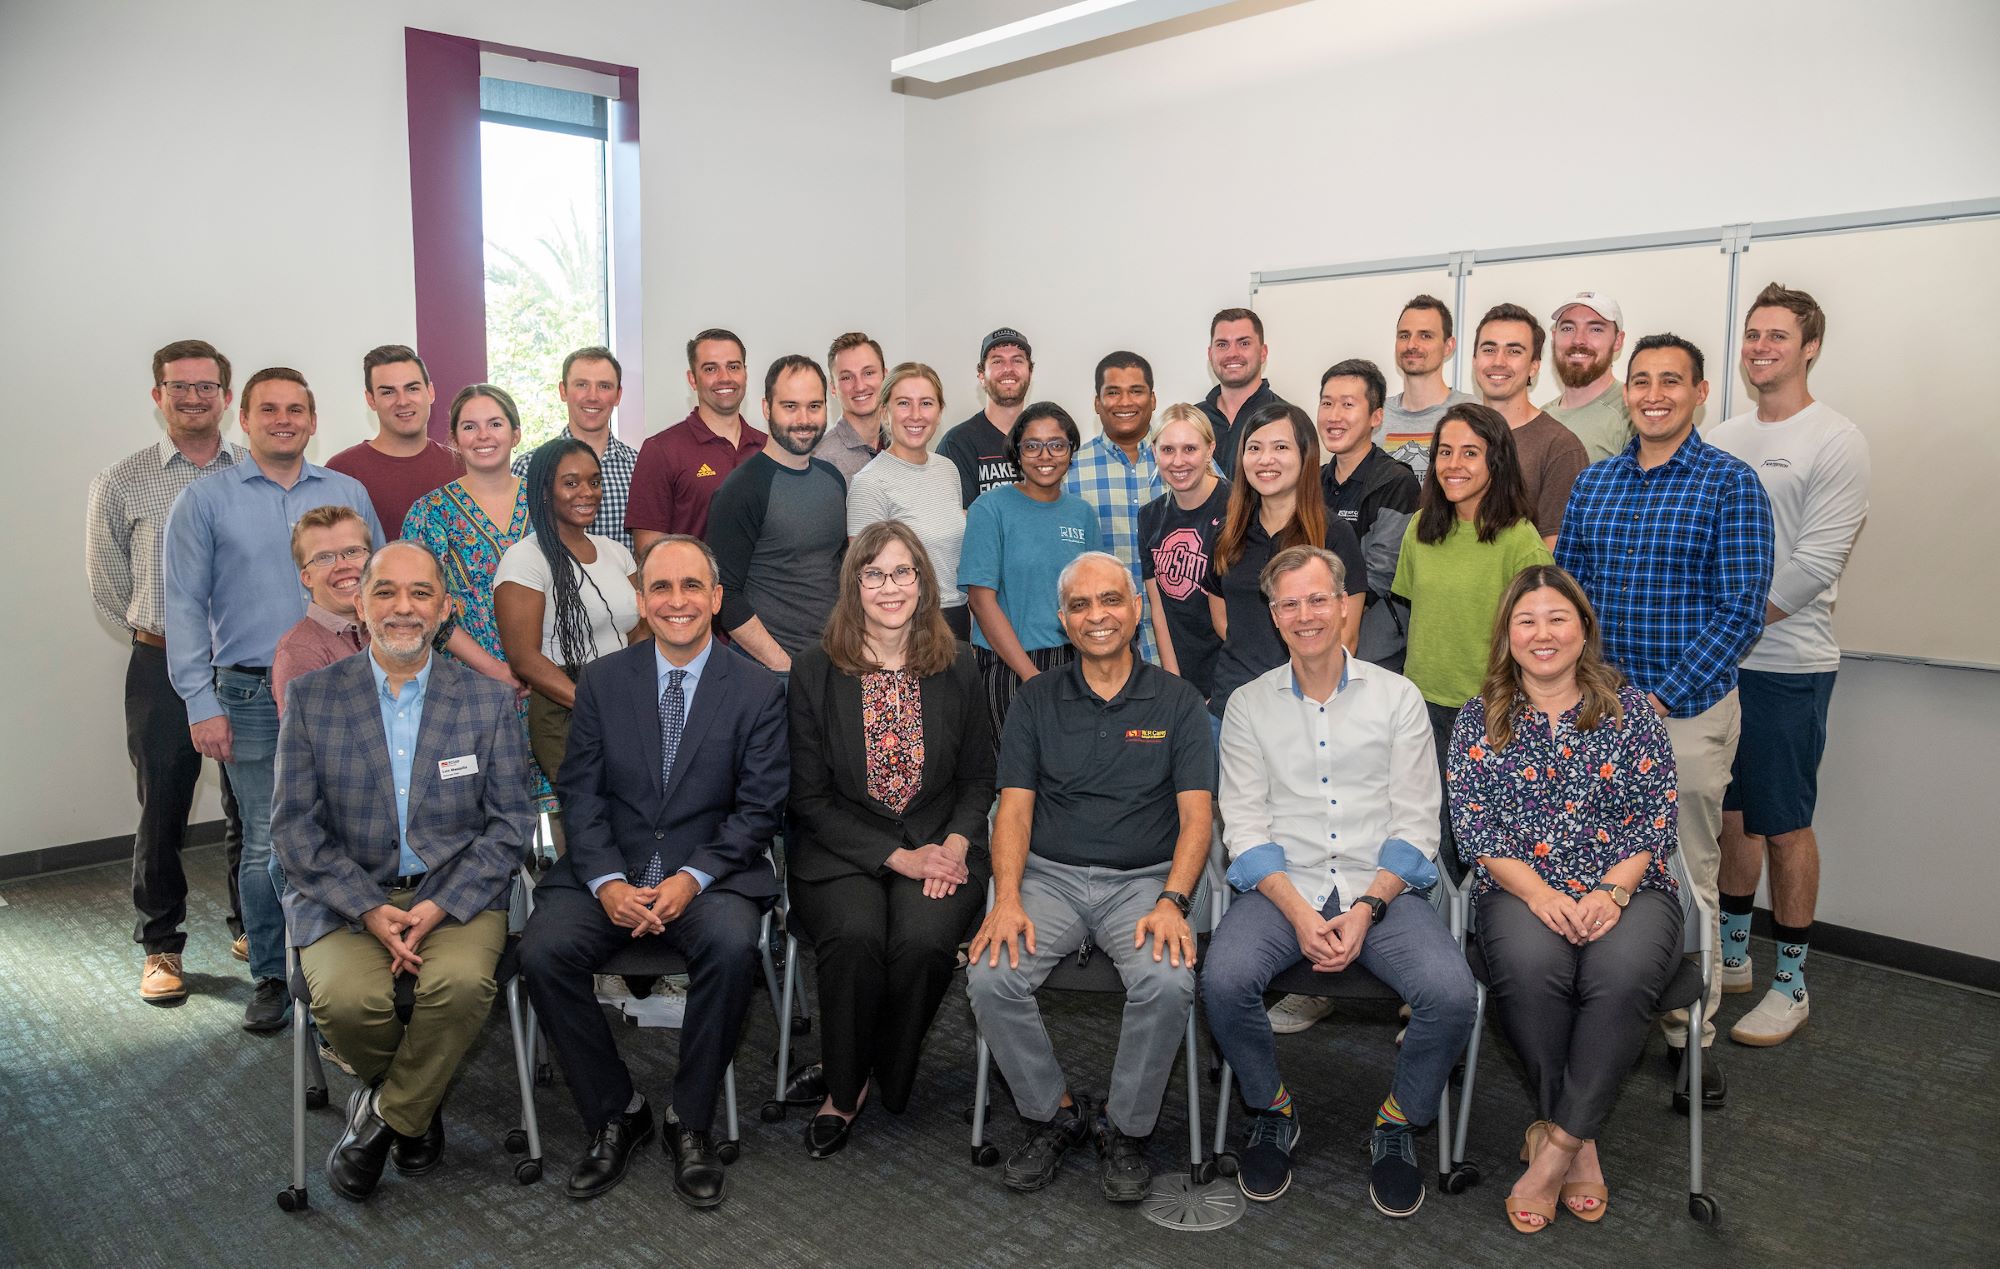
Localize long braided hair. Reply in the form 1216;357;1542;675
523;437;614;674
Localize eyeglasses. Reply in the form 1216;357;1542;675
161;380;223;399
859;564;919;590
305;545;371;570
1269;592;1339;619
1019;439;1071;457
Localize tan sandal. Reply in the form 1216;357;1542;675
1506;1193;1557;1233
1519;1120;1551;1163
1561;1181;1609;1222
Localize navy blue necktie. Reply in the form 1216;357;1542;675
638;669;687;889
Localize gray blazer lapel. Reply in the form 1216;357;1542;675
342;656;399;837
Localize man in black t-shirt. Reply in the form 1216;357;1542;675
1316;359;1420;670
937;327;1032;508
1198;308;1287;477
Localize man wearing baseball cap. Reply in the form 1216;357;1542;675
938;328;1033;509
1542;292;1635;462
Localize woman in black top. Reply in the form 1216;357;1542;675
786;520;995;1159
1141;403;1232;700
1201;401;1366;725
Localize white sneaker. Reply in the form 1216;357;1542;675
1730;988;1809;1047
1721;957;1756;994
1267;994;1335;1035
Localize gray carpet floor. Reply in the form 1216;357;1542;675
1;843;1994;1268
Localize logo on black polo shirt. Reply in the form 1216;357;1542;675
1125;728;1167;743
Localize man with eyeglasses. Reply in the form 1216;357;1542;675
165;367;384;1032
87;339;251;1004
1203;545;1474;1214
272;506;375;715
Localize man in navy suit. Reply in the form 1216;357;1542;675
274;540;531;1201
522;533;788;1208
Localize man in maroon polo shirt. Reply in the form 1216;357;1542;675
628;328;768;551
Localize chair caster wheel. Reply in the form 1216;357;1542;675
276;1185;308;1213
305;1087;328;1111
1194;1160;1217;1184
1215;1152;1239;1178
1689;1193;1720;1224
515;1159;542;1185
504;1128;527;1154
793;1016;812;1036
534;1064;553;1087
1440;1163;1480;1194
717;1140;742;1164
972;1144;1000;1167
760;1101;786;1123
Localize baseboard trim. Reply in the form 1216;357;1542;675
0;820;227;882
1751;909;1998;993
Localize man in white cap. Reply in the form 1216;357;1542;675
1541;291;1633;462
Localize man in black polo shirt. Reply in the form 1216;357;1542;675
937;327;1031;508
1199;308;1287;478
966;552;1215;1204
1317;358;1421;672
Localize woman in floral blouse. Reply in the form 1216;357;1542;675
785;520;995;1160
1447;564;1683;1235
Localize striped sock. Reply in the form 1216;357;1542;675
1375;1093;1407;1130
1265;1085;1293;1117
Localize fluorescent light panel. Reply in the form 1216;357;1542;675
891;0;1233;83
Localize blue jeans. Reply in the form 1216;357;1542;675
215;668;285;982
1202;887;1475;1125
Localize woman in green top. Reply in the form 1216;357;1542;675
1392;402;1553;859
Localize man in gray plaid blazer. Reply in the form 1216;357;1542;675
274;541;531;1202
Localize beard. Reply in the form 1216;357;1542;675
774;423;826;457
367;618;436;664
1555;346;1614;389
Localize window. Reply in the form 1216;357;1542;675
479;78;610;450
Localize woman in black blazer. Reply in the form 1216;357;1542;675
787;519;995;1158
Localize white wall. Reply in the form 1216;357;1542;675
2;0;905;858
898;0;2000;960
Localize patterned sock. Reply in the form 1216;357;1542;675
1265;1085;1293;1118
1720;891;1756;968
1772;921;1812;1001
1375;1093;1408;1131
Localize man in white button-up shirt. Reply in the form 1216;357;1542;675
1203;545;1475;1217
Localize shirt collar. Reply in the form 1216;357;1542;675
1058;655;1156;704
831;417;877;452
156;436;241;471
1082;435;1152;468
1616;425;1708;473
369;651;432;704
657;636;716;693
1283;652;1353;701
232;454;326;486
305;602;364;636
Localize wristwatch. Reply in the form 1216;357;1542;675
1352;895;1388;924
1157;890;1194;918
1593;882;1631;908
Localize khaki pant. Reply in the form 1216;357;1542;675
1658;690;1740;1049
300;892;507;1136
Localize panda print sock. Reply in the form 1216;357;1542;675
1771;922;1811;1002
1719;891;1755;970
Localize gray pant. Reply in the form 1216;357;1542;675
965;856;1193;1136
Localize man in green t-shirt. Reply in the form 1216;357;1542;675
1541;291;1635;462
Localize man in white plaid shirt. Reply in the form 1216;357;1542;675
1065;352;1165;664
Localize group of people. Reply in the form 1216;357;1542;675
83;278;1869;1231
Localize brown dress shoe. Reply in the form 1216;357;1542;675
231;934;250;962
141;953;188;1004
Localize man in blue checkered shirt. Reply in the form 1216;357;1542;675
1066;351;1166;664
1555;333;1773;1110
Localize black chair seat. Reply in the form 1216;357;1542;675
1266;959;1403;1001
596;941;693;981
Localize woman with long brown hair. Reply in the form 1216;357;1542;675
1446;564;1683;1234
786;520;995;1159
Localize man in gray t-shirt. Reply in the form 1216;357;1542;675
1374;294;1477;484
706;356;847;672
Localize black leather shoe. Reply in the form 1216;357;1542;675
663;1119;726;1208
805;1113;854;1160
784;1062;829;1107
326;1086;398;1201
392;1108;445;1176
242;977;290;1033
566;1100;656;1200
1669;1045;1728;1113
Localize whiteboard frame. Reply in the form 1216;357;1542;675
1249;197;2000;671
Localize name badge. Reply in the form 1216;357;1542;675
438;755;479;780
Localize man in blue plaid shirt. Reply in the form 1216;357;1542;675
1555;333;1773;1111
1066;351;1165;664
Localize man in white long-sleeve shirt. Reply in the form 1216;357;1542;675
1706;283;1871;1047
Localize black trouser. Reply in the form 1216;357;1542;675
1477;887;1682;1141
522;882;763;1134
787;869;984;1114
1426;700;1462;884
974;644;1075;756
943;604;972;643
126;639;245;953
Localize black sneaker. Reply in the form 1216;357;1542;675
243;977;290;1033
1002;1103;1088;1192
1092;1113;1152;1202
1368;1123;1423;1217
1237;1107;1300;1201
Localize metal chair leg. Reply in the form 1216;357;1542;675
278;946;310;1212
1181;1006;1206;1177
970;1034;998;1166
1454;983;1486;1164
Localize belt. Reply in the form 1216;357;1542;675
132;630;166;649
389;873;427;890
221;664;271;678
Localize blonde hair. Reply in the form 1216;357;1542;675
1154;401;1213;447
881;361;945;416
290;505;371;568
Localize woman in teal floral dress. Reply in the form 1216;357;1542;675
403;384;556;811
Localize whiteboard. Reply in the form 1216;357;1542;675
1729;219;2000;665
1251;264;1458;421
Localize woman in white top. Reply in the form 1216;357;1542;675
496;438;642;785
846;362;972;641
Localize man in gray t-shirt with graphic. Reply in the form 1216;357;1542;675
1375;293;1476;484
706;355;847;673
